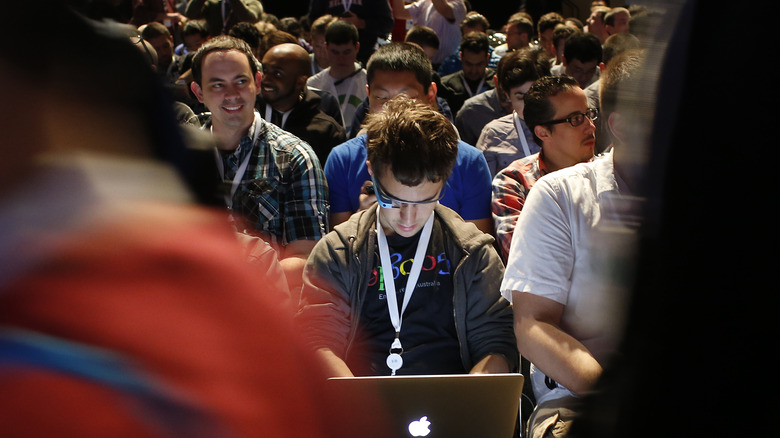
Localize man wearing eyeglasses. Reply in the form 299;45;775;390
500;50;646;437
492;75;598;261
297;96;517;378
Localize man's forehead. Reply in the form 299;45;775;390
370;71;425;93
203;49;252;70
568;58;599;71
551;89;587;115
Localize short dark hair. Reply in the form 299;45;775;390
498;47;551;93
366;42;433;93
461;12;489;33
261;29;297;57
553;23;579;48
523;75;580;146
228;21;262;51
537;12;564;34
325;19;358;46
563;32;602;64
190;35;259;85
141;21;171;40
366;96;458;185
506;13;534;36
405;25;439;50
278;17;302;38
459;32;490;55
182;19;209;38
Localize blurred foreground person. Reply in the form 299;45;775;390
0;3;341;437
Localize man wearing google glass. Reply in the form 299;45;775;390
296;96;517;378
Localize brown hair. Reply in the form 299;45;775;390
365;96;457;186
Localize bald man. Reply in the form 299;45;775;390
258;43;346;165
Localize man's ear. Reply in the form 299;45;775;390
366;160;373;176
254;71;262;95
427;81;437;103
534;124;551;141
190;81;204;103
296;75;308;93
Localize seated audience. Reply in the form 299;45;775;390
325;42;493;235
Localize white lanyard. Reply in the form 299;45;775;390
460;74;485;98
376;211;435;375
513;111;532;157
264;105;289;128
341;0;353;12
213;113;262;209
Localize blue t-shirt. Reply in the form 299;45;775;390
324;135;491;221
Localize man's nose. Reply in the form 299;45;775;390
399;203;416;223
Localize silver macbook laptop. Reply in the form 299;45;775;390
326;373;524;438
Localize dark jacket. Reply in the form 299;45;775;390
296;204;518;373
440;68;496;115
256;88;346;166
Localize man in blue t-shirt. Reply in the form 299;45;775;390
324;42;493;235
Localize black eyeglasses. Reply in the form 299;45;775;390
372;176;446;209
542;108;599;127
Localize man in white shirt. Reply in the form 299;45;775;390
307;20;367;134
501;48;646;437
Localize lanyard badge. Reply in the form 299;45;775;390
376;211;435;375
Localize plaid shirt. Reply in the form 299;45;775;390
209;113;328;246
491;151;550;261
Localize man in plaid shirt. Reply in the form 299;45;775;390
190;35;329;292
491;75;597;261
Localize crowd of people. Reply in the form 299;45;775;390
6;0;757;437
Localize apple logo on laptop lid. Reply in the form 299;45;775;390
408;416;431;437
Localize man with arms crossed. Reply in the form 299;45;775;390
298;96;517;377
189;36;328;292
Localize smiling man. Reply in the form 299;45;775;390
297;96;517;378
189;35;329;293
257;42;345;165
